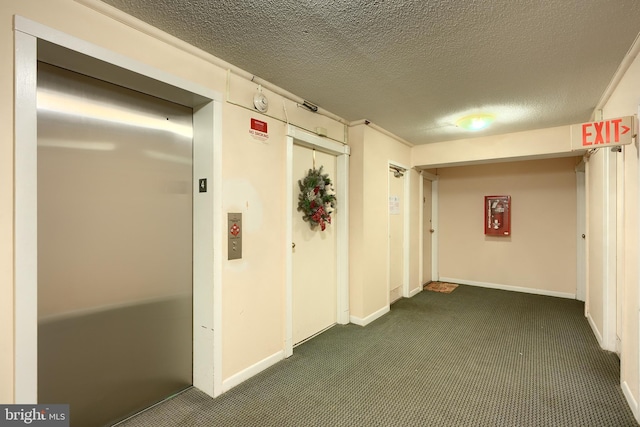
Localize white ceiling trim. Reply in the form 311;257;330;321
349;119;414;147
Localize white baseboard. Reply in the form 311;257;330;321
586;311;604;348
221;350;284;393
408;286;422;297
622;381;639;420
439;277;576;299
350;305;389;327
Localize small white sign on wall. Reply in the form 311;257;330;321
389;195;400;215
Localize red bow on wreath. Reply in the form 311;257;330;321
312;206;327;231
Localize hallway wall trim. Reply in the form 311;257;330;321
350;306;390;327
221;350;284;394
587;311;605;348
439;277;576;299
622;380;639;419
409;287;422;297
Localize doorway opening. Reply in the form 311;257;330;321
388;165;406;303
285;126;349;356
421;171;439;287
387;162;410;305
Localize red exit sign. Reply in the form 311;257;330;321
571;116;634;150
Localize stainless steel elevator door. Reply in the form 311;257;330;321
37;62;193;427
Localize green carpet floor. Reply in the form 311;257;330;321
117;285;638;426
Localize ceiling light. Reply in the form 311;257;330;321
456;114;495;131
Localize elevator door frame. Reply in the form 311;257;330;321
14;16;223;402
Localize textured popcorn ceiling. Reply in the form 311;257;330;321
100;0;640;144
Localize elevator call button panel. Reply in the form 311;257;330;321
228;213;242;260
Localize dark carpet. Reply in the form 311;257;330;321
116;285;638;426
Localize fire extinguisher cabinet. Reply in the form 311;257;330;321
485;195;511;236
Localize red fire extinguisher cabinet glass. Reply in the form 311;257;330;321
485;195;511;236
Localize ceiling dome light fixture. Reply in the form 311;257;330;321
456;114;495;131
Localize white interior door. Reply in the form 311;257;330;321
423;178;433;285
292;145;337;344
389;168;404;303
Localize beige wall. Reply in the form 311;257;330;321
220;105;286;378
348;125;365;318
349;124;418;320
437;158;579;295
412;125;574;169
601;49;640;411
1;0;346;402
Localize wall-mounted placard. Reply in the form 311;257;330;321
389;195;400;215
485;195;511;236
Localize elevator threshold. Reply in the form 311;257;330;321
113;387;193;426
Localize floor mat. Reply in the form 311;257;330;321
424;281;459;293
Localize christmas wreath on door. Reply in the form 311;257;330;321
297;166;336;231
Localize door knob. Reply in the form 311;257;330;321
292;242;296;249
430;229;435;233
